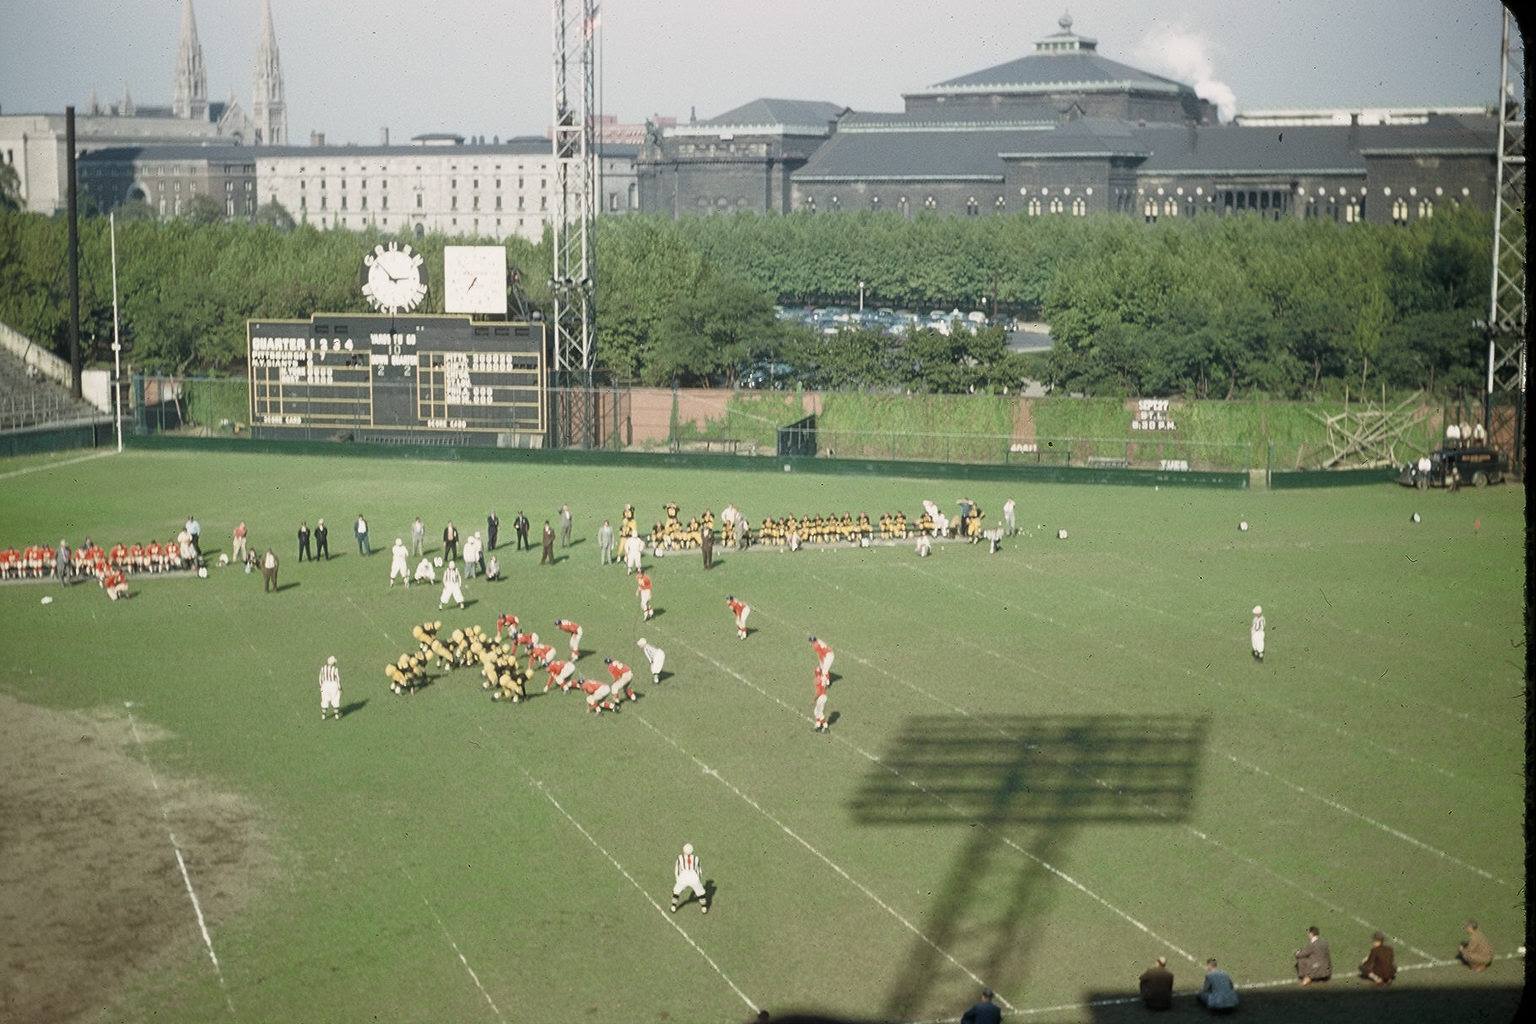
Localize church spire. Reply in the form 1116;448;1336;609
251;0;288;145
172;0;208;120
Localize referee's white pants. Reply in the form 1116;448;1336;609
441;582;464;605
673;871;705;898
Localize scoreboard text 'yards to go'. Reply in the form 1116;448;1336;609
247;314;547;437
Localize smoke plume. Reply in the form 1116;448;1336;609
1132;27;1237;122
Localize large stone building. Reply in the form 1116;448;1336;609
0;0;286;213
81;134;640;242
638;15;1499;227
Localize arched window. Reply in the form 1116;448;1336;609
1417;198;1433;220
414;222;425;239
965;196;979;216
830;195;840;211
1143;198;1157;222
898;196;909;217
805;196;817;214
1327;196;1339;222
1345;199;1360;223
1027;197;1041;216
995;196;1007;210
924;195;937;210
1391;197;1408;225
871;195;881;210
1072;197;1086;216
1163;198;1178;217
1048;197;1063;214
1305;196;1316;219
1184;197;1195;218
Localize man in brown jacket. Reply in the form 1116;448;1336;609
1358;932;1396;985
1138;956;1174;1010
261;548;279;593
1458;920;1493;971
1295;926;1332;985
540;521;555;565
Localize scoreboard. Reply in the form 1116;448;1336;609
247;314;546;441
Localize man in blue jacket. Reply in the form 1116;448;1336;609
1197;958;1239;1014
959;987;1001;1024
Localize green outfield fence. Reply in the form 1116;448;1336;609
124;433;1251;488
0;418;115;458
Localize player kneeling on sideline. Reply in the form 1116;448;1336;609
636;638;665;685
578;677;616;714
413;556;436;584
671;843;709;914
101;567;129;601
603;657;638;702
915;534;932;557
726;595;750;640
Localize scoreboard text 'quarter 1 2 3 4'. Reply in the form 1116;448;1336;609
247;314;547;435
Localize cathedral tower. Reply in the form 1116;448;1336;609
251;0;288;145
172;0;208;120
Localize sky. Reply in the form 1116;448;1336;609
0;0;1517;142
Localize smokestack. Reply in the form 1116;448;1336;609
65;106;82;399
310;130;325;146
381;127;390;145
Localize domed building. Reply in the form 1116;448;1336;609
638;15;1497;227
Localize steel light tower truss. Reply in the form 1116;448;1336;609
551;0;598;376
1486;8;1525;467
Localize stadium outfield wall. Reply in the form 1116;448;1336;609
0;418;114;458
124;434;1251;489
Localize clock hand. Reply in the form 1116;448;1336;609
467;276;477;291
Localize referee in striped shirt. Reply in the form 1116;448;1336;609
319;656;342;720
671;843;709;914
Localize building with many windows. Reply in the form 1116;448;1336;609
78;145;257;219
638;14;1499;227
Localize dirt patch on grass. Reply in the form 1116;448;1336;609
0;695;274;1023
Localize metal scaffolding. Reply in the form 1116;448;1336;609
551;0;597;377
1485;9;1525;473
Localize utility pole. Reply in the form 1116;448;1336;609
110;212;123;452
65;106;82;399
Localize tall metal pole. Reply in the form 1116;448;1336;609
551;0;599;445
65;105;82;399
110;211;123;452
1484;8;1526;473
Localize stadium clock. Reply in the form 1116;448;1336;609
361;242;429;313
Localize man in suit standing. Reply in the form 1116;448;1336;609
540;521;555;565
1139;956;1174;1010
959;987;1000;1024
298;521;311;561
411;516;426;557
354;515;371;556
1295;926;1332;985
559;504;573;546
261;548;279;593
701;521;715;570
515;512;531;551
314;519;329;560
443;521;460;562
597;519;615;566
487;511;500;551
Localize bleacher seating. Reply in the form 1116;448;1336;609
0;347;104;431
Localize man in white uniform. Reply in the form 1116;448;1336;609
319;656;342;720
389;538;411;588
1250;605;1265;661
1003;498;1017;535
670;842;709;914
440;561;465;610
623;532;645;574
637;638;666;685
463;532;483;578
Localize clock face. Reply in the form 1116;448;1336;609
444;245;509;315
361;242;428;313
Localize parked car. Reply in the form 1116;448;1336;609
1397;445;1508;489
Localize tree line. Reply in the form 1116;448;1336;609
0;205;1494;398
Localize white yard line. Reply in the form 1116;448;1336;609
939;633;1442;962
122;704;236;1017
899;561;1464;783
668;631;1201;968
401;866;506;1023
764;580;1439;964
473;722;759;1015
632;712;1015;1010
0;447;117;481
1224;753;1509;887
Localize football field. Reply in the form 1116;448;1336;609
0;448;1524;1023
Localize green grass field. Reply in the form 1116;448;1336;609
0;448;1524;1024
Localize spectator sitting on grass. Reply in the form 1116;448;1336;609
1197;958;1239;1014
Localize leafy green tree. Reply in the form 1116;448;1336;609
252;201;296;231
182;194;224;224
0;161;20;212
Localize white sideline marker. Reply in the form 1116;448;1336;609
403;866;505;1023
123;705;236;1017
0;447;117;481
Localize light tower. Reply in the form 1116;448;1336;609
551;0;599;446
1485;9;1525;474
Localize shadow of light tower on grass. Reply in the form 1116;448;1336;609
846;714;1208;1021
